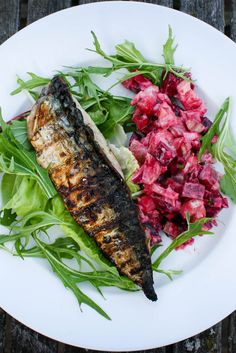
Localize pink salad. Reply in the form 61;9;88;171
123;73;228;247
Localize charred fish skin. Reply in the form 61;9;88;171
28;76;157;301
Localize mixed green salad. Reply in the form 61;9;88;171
0;27;235;320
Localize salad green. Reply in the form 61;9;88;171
0;27;232;319
199;97;236;202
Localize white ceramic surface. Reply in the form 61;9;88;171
0;2;236;351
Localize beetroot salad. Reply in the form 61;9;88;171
123;73;229;247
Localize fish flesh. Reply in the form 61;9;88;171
27;76;157;301
28;76;157;301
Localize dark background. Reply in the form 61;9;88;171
0;0;235;352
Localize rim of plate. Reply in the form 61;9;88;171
0;2;236;351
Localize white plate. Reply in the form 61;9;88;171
0;2;236;351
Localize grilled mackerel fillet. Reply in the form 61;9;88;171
27;76;157;301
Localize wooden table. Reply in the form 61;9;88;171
0;0;235;352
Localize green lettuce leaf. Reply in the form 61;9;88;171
109;144;140;193
0;112;56;199
1;174;48;217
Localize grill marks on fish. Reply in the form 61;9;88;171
27;76;157;301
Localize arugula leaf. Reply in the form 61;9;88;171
153;268;182;280
83;66;113;75
0;169;137;318
0;232;25;245
90;31;189;84
61;70;133;134
11;73;50;96
115;40;146;63
107;69;158;90
152;215;213;269
199;97;236;202
163;25;177;65
0;161;121;277
0;209;17;227
199;98;230;159
4;233;136;291
212;98;236;201
33;235;111;320
60;223;120;276
70;70;104;109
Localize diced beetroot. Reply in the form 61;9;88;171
132;107;149;131
156;92;172;105
211;135;218;144
155;141;177;165
202;219;217;231
129;139;148;164
187;173;200;183
150;183;176;198
141;133;152;147
205;207;222;218
173;172;185;184
147;130;174;147
127;72;229;248
164;221;183;238
160;72;183;96
177;81;207;116
185;118;205;133
204;192;229;209
154;102;178;129
191;140;201;151
181;110;202;122
177;238;194;249
149;183;179;209
181;199;206;221
222;197;229;208
211;181;220;192
183;132;200;142
201;150;214;164
174;137;192;159
202;116;212;131
183;154;198;174
169;120;187;137
144;223;162;244
137;195;156;213
122;74;152;93
152;195;181;214
198;165;220;188
168;158;182;175
132;165;144;184
182;182;205;200
128;132;139;146
205;195;228;217
142;154;162;185
139;209;149;224
148;130;176;165
167;178;184;194
131;85;160;115
212;197;225;208
147;131;177;165
148;209;162;228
